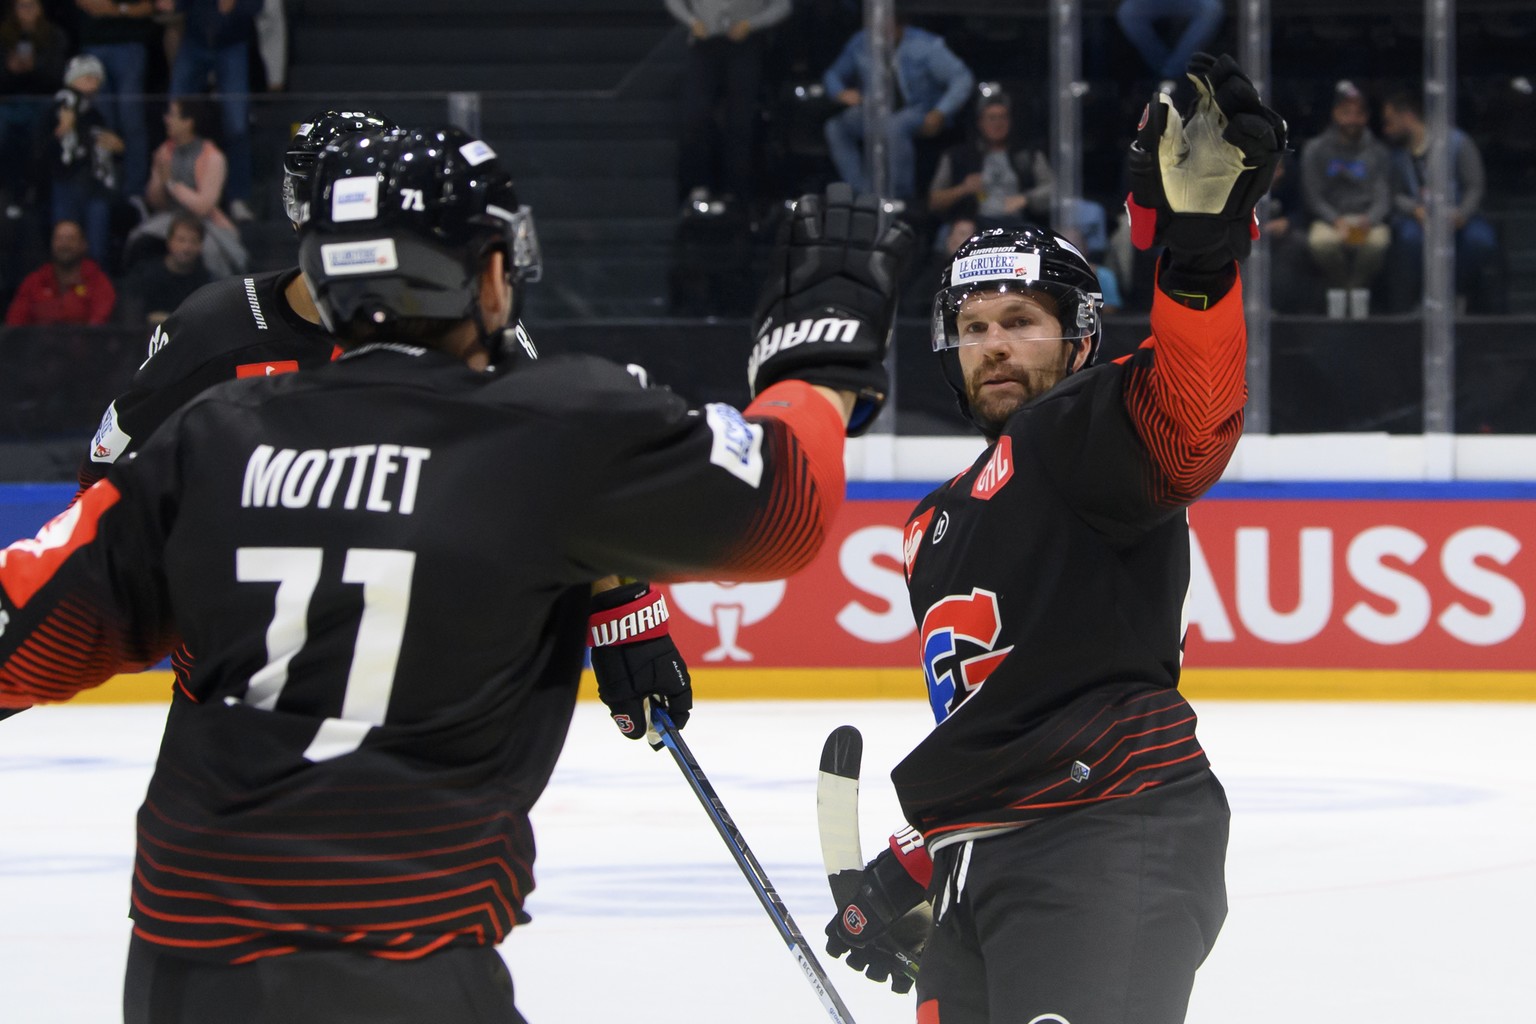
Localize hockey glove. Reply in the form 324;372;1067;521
824;838;932;994
587;582;692;743
748;182;915;436
1127;52;1287;287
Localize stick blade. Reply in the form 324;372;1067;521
819;724;863;779
817;726;864;908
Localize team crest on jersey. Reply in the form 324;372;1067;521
903;508;935;578
971;436;1014;500
920;588;1013;722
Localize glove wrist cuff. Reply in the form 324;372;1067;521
868;845;930;920
887;825;933;889
587;586;672;646
1156;252;1237;309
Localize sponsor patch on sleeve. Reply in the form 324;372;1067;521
331;175;380;222
90;402;131;463
704;403;765;489
320;239;399;276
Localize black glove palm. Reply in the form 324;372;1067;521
748;183;914;436
1127;52;1288;272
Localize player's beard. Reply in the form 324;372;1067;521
964;351;1072;438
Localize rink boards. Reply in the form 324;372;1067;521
3;481;1532;701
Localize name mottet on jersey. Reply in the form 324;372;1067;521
242;444;431;515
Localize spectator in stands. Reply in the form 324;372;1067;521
1380;90;1504;314
50;53;125;273
4;218;116;325
0;0;67;206
822;13;974;202
73;0;159;199
666;0;789;216
118;210;209;325
169;0;260;222
127;95;247;277
1115;0;1224;85
1258;153;1316;313
928;89;1053;254
1301;81;1392;316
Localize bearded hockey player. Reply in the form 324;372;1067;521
823;53;1286;1024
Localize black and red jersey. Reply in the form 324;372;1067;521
0;345;845;964
82;269;339;490
893;278;1247;846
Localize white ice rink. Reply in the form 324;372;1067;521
4;699;1535;1023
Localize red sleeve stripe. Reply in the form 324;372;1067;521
746;380;846;526
0;595;166;706
1123;273;1248;507
700;381;846;581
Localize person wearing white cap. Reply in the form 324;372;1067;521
48;52;124;269
75;0;157;198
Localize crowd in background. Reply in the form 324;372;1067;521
669;0;1518;317
0;0;1526;329
0;0;284;327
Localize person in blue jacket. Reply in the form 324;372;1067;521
822;14;974;202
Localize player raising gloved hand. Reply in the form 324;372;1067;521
747;182;914;436
587;580;692;741
1127;51;1288;296
824;828;933;994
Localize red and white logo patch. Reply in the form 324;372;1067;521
971;436;1014;500
236;360;300;378
612;714;637;735
842;905;868;936
903;508;935;578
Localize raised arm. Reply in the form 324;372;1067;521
1124;52;1285;506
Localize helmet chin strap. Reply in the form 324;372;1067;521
1061;336;1091;376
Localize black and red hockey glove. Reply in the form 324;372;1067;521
824;828;933;994
1126;52;1287;302
587;582;692;743
748;182;914;437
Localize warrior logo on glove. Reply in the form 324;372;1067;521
587;583;693;742
748;183;914;437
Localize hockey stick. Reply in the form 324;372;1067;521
816;726;921;984
648;706;859;1024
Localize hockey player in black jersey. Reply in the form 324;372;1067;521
80;108;401;494
0;128;913;1022
822;55;1286;1023
26;107;689;741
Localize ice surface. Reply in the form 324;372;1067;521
3;699;1534;1023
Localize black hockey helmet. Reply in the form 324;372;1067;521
282;108;397;227
298;126;543;344
932;226;1104;425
